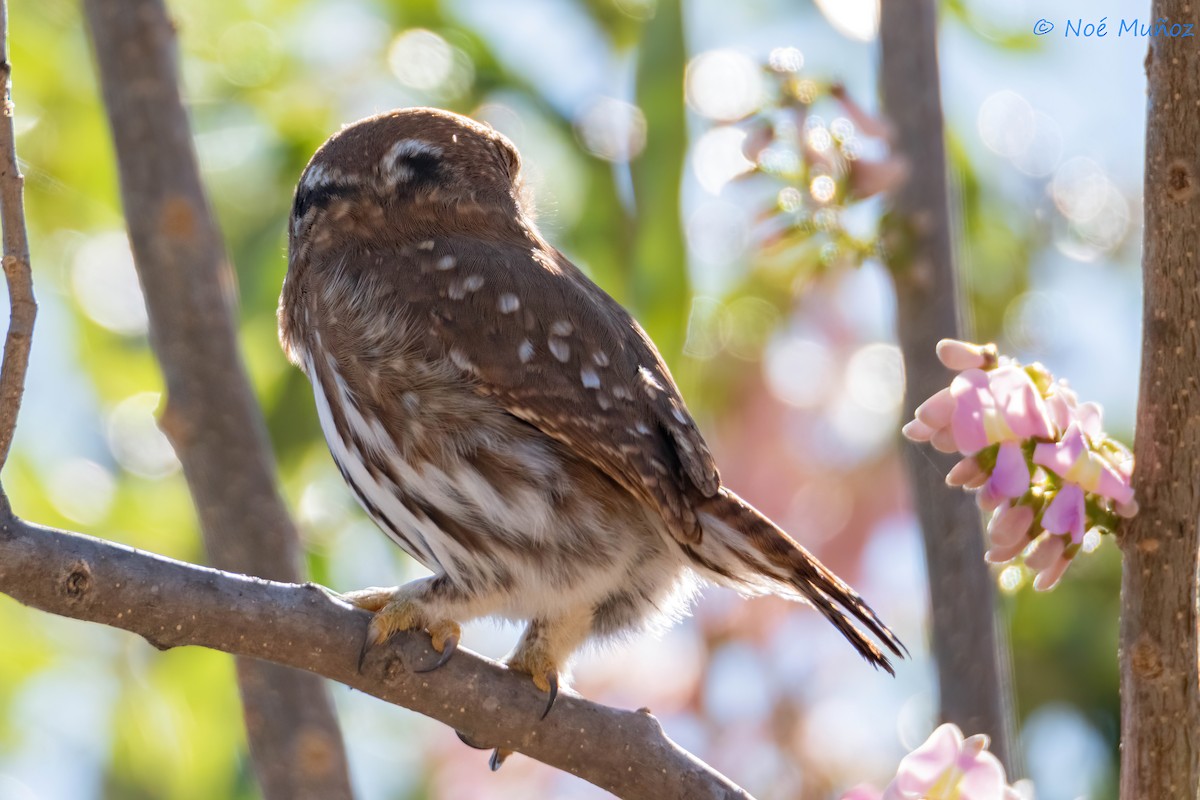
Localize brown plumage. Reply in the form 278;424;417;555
279;107;904;745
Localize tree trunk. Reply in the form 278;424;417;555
82;1;354;797
1120;2;1200;795
878;0;1018;771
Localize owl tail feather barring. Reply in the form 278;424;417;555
279;107;905;766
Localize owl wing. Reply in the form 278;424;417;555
379;234;720;544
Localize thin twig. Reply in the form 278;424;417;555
0;0;36;475
0;513;754;800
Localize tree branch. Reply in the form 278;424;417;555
0;0;36;473
878;0;1018;771
1120;0;1200;792
0;513;752;800
81;0;352;795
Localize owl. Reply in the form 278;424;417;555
279;107;903;762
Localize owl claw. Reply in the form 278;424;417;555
489;748;511;771
415;629;458;673
540;672;559;720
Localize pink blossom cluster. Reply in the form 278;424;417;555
903;340;1136;590
840;724;1021;800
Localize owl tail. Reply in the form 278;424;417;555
692;488;907;674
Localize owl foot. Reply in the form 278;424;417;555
452;651;560;771
343;589;462;673
505;650;561;720
414;620;460;673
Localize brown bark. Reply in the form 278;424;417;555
81;1;353;796
0;513;754;800
0;0;36;473
878;0;1017;770
1120;3;1200;795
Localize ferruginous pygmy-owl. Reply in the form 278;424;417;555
279;107;904;740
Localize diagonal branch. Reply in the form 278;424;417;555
81;0;352;795
0;0;36;474
0;512;753;800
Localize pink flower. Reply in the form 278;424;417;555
916;387;955;429
1026;534;1071;591
1041;483;1086;542
949;366;1053;458
986;503;1034;563
886;724;1013;800
1043;381;1079;432
937;339;989;371
988;442;1031;500
947;456;987;489
1033;424;1134;505
838;725;1023;800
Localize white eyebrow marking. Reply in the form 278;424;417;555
386;138;444;161
498;293;520;313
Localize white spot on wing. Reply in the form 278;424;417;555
436;255;457;270
548;338;570;362
449;348;474;372
580;366;601;389
639;366;664;396
551;320;574;337
518;340;535;363
613;385;632;401
463;275;485;292
592;350;610;367
417;240;435;251
498;293;520;313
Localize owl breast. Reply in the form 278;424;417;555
296;324;696;633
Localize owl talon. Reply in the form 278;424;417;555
415;628;459;673
489;748;511;771
540;672;559;720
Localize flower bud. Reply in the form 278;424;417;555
936;339;988;371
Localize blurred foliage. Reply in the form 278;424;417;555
0;0;1128;798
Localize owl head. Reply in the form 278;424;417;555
290;107;526;241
